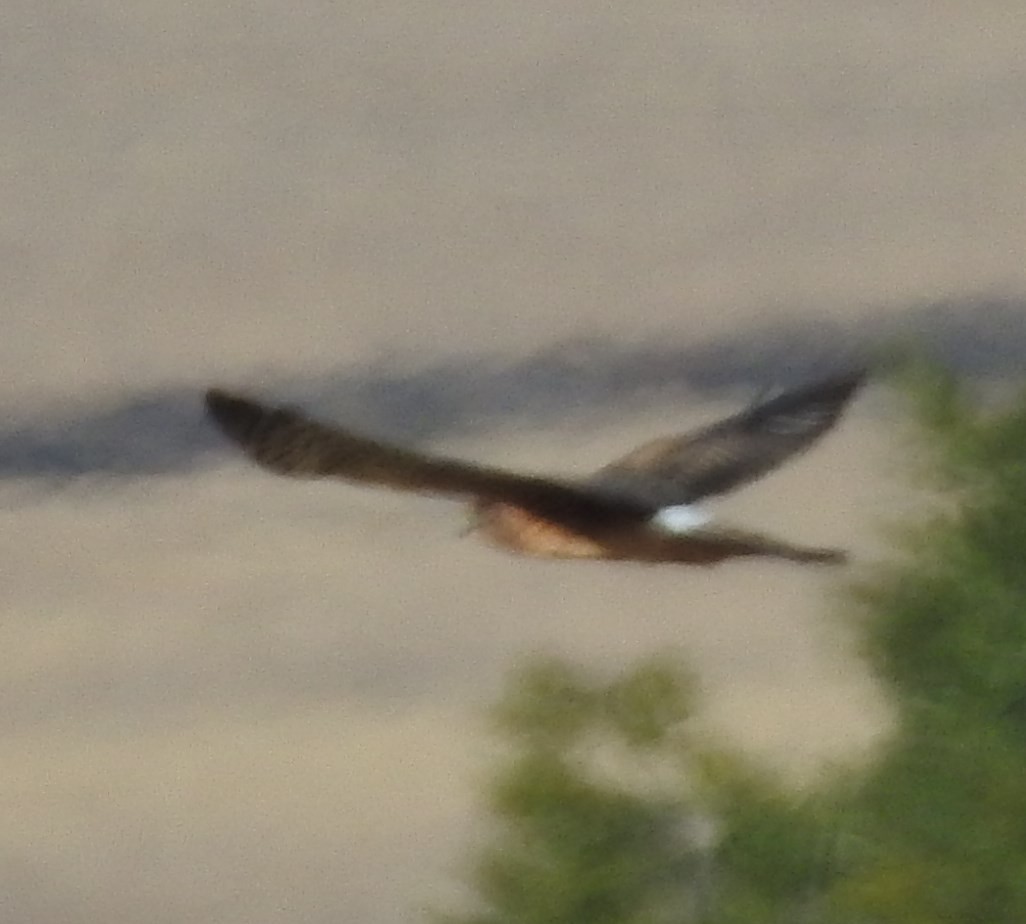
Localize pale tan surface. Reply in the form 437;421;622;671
7;1;1026;411
3;2;1023;921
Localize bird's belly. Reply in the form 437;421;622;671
477;503;608;559
473;503;772;566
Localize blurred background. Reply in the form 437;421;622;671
3;2;1026;920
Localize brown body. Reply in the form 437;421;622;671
473;501;844;565
204;368;865;568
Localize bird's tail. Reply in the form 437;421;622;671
726;528;848;564
672;526;849;566
773;543;847;565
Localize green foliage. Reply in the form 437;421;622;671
445;656;706;924
889;354;1026;501
834;363;1026;923
860;364;1026;725
696;759;853;923
448;361;1026;924
446;654;846;924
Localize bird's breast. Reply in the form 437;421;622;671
474;502;609;559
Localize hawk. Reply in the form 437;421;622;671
205;369;865;566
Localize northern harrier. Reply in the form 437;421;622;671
205;369;865;566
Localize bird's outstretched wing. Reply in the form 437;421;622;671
204;389;649;529
589;369;866;507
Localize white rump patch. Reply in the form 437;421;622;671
650;504;713;534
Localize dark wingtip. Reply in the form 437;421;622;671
749;366;868;422
205;387;241;421
817;366;870;400
204;388;268;443
804;547;848;565
205;387;244;415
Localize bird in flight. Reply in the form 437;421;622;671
205;369;865;567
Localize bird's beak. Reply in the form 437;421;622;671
459;504;485;538
458;511;477;538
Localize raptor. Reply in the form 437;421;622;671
205;369;865;566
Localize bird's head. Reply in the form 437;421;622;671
459;500;491;538
462;498;513;539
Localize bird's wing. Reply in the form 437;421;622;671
589;369;866;506
205;390;649;526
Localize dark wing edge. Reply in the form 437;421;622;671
590;368;867;506
204;388;522;494
204;389;651;525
